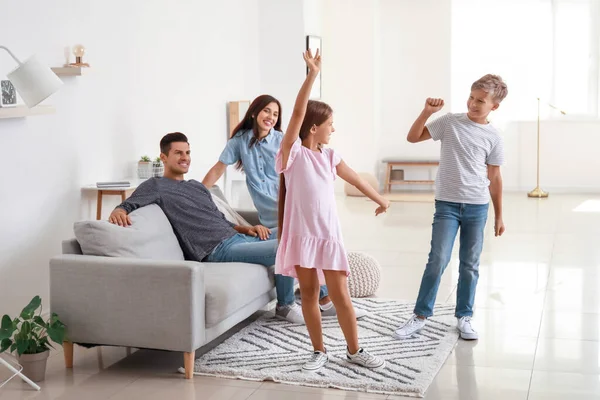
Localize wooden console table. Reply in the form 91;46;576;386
82;182;140;220
383;160;439;193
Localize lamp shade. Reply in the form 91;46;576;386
6;55;62;108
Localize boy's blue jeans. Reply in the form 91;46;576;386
205;229;329;307
414;200;489;318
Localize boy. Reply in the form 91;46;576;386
395;74;507;340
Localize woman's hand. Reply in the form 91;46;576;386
246;225;272;240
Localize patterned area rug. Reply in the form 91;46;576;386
180;298;458;398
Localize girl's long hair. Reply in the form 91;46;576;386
230;95;282;171
278;100;333;240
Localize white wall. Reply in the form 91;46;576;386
320;0;451;190
0;0;262;317
322;0;382;192
503;120;600;192
377;0;451;185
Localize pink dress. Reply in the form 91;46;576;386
275;138;349;284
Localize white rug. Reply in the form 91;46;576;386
180;299;459;398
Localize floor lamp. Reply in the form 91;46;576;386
0;45;61;391
527;97;566;198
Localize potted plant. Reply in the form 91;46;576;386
152;156;164;177
137;155;152;179
0;296;66;382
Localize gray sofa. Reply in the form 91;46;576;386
49;186;275;379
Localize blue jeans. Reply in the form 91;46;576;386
205;230;329;306
414;200;489;318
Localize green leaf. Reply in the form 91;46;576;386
16;338;29;356
33;316;46;329
47;322;66;345
21;321;31;337
0;315;15;340
20;296;41;320
27;339;38;354
0;338;12;353
10;343;17;353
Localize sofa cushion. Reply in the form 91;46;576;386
74;204;184;260
203;262;275;327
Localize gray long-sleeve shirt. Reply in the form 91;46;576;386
117;177;237;261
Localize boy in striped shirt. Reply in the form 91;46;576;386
395;74;507;340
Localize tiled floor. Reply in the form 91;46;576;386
2;193;600;399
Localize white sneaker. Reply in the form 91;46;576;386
457;316;478;340
276;303;305;324
320;302;369;319
393;314;426;339
302;351;328;371
346;347;385;369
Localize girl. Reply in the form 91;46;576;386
203;95;356;323
276;49;390;371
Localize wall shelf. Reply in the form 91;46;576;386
0;106;56;119
51;66;86;76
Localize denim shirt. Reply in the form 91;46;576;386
219;129;283;228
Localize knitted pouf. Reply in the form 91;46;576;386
347;251;381;298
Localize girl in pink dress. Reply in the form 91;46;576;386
275;49;390;372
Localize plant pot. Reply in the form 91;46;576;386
18;350;49;382
137;161;153;179
152;162;164;177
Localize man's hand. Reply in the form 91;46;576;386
246;225;272;240
424;98;445;115
109;208;131;227
494;217;505;237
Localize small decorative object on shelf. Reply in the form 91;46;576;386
69;44;90;68
0;80;17;108
153;157;164;177
138;155;153;179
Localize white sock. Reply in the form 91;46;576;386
320;301;333;311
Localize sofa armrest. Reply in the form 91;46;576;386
235;209;260;226
49;254;205;352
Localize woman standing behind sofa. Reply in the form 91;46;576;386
203;95;282;232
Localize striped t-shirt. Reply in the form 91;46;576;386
426;113;504;205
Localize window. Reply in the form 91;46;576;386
451;0;599;119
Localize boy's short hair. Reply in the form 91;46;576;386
160;132;189;155
471;74;508;103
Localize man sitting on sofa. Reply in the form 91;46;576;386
109;132;343;324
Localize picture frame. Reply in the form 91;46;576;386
306;35;322;100
0;80;18;108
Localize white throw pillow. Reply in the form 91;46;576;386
210;193;251;227
74;204;184;260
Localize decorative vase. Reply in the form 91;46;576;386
137;161;153;179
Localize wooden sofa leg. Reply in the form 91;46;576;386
63;341;74;368
184;352;194;379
